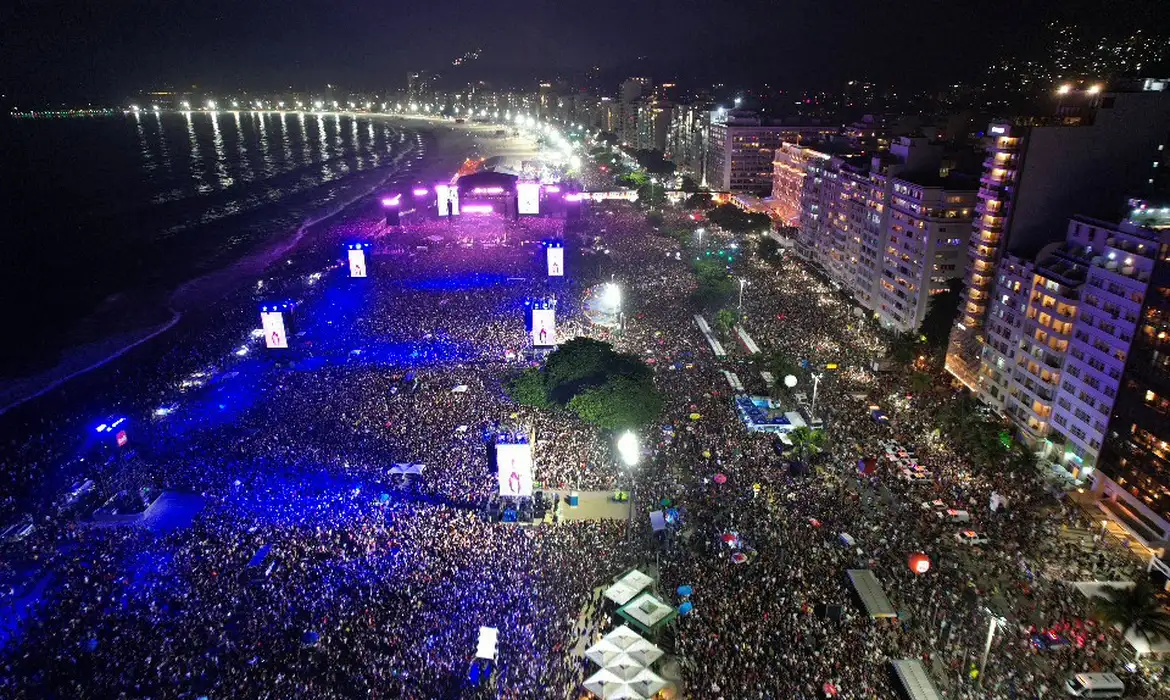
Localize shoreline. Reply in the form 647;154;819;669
0;119;537;417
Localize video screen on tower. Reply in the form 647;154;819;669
531;308;556;346
496;443;534;497
517;182;540;215
347;248;367;278
261;311;289;349
546;246;564;277
435;184;460;216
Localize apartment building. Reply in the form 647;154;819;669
666;103;712;181
707;110;833;193
946;86;1170;391
788;136;974;332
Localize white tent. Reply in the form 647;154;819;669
602;625;644;650
622;638;664;667
584;669;626;698
626;668;668;697
585;638;626;667
606;685;647;700
605;653;645;681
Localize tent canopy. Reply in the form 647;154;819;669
603;570;654;606
602;625;645;650
846;569;897;619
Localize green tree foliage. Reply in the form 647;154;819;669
597;131;619;146
706;203;772;234
636;182;667;209
567;375;663;430
786;426;827;464
679;175;700;193
631;148;676;176
887;332;920;367
909;371;934;395
1094;581;1170;643
506;368;551;408
921;278;964;352
715;308;741;339
645;211;665;227
685;192;714;210
692;258;736;310
617;172;649;188
757;235;781;263
507;338;662;429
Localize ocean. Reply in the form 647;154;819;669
0;111;414;375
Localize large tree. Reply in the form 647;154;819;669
1094;581;1170;644
920;278;964;352
509;338;663;430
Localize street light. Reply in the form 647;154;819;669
809;372;824;423
738;278;747;309
617;431;640;466
978;609;1008;687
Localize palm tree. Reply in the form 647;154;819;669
1094;581;1170;644
909;372;933;396
787;426;826;465
887;332;919;367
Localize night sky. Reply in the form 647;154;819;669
2;0;1167;102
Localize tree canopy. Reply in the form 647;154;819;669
705;203;772;234
1093;581;1170;643
920;278;964;352
692;258;737;310
506;338;662;430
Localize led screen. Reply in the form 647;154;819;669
517;182;540;215
531;308;556;346
348;248;367;278
547;246;564;277
496;443;534;497
261;311;289;349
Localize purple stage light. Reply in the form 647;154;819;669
471;186;505;195
381;195;402;207
544;185;561;193
462;204;493;214
412;187;429;197
564;193;583;202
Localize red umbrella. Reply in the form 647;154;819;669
809;518;822;528
721;533;737;544
731;552;748;564
713;473;727;484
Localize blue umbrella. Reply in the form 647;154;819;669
678;601;694;616
302;631;320;646
677;585;693;597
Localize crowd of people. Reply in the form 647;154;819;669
0;173;1167;700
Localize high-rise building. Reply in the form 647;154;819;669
707;110;834;193
946;86;1170;390
666;102;713;181
787;137;976;331
1094;204;1170;550
636;100;673;152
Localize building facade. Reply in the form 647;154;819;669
946;87;1170;391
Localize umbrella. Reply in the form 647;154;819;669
809;518;822;528
623;638;664;667
585;639;625;667
678;601;694;616
713;473;727;484
302;631;320;647
583;669;624;698
731;552;748;564
676;585;693;596
702;450;711;458
602;625;644;650
689;413;701;420
720;533;737;544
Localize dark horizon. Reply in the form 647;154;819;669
4;0;1169;104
